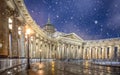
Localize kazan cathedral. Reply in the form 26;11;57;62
0;0;120;62
43;18;120;61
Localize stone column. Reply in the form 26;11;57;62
31;36;35;58
92;47;96;59
0;0;14;57
19;26;25;58
74;45;77;59
64;44;67;59
107;47;110;59
67;44;70;59
32;36;36;58
92;47;95;59
34;37;37;58
98;47;101;59
50;44;55;59
95;47;98;59
46;43;49;59
118;45;120;61
38;38;41;58
83;47;86;59
63;44;65;59
29;36;32;58
81;46;84;59
77;45;80;59
43;41;46;59
11;18;19;58
59;43;62;59
109;46;113;59
76;45;79;59
96;47;99;59
61;44;64;59
77;46;80;59
104;47;107;59
72;45;75;59
75;45;78;59
71;45;74;59
67;44;69;59
49;43;52;58
56;43;60;59
53;44;56;59
89;47;92;59
101;47;105;59
109;46;114;60
42;42;46;59
97;47;100;59
72;45;75;58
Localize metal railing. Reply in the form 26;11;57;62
0;58;27;75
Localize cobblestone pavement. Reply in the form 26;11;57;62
16;61;120;75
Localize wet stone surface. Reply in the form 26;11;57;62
16;61;120;75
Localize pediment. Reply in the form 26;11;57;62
62;33;83;41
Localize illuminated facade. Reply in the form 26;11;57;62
0;0;120;61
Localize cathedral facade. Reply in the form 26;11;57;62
43;18;120;61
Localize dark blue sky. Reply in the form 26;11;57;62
24;0;120;40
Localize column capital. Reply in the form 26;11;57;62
0;4;16;17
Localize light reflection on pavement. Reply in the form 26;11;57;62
16;60;120;75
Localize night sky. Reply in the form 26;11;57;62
24;0;120;40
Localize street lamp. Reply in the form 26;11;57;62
39;49;42;63
26;28;31;70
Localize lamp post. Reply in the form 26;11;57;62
39;49;42;63
26;29;31;70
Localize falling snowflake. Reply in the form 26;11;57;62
55;2;58;4
117;34;120;37
31;10;34;12
105;13;109;16
56;15;59;18
65;21;67;23
94;20;98;24
94;8;97;11
38;12;41;14
106;32;109;36
70;17;73;19
52;9;55;11
100;25;103;27
100;28;103;32
114;4;118;8
79;17;82;20
48;6;52;9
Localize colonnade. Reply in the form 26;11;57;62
83;41;120;61
25;35;56;59
20;35;84;60
55;42;83;59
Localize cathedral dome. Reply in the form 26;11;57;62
43;18;56;34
